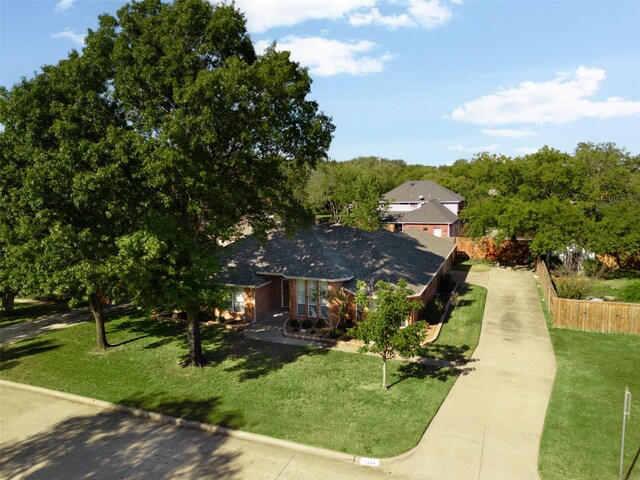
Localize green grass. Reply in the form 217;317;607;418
423;284;487;362
454;259;493;273
1;312;471;458
586;277;638;302
537;284;640;480
0;299;70;327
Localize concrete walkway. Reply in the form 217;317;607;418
0;303;132;345
384;267;556;480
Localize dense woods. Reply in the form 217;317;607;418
307;143;640;265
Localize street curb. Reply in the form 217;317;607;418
0;379;359;465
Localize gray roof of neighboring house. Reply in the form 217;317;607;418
384;180;464;203
214;225;456;295
389;200;459;224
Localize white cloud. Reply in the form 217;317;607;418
406;0;454;28
55;0;74;12
449;67;640;126
349;0;455;29
256;36;393;76
234;0;457;32
447;143;499;153
515;146;541;155
482;128;537;138
349;8;414;29
51;28;85;45
234;0;376;33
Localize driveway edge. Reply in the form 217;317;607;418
0;379;358;465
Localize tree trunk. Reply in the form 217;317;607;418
1;291;16;315
185;309;207;367
382;356;387;390
89;293;110;350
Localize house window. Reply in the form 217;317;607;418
296;280;306;316
318;281;329;319
307;282;318;317
433;228;442;237
227;289;245;313
400;317;409;328
368;299;376;312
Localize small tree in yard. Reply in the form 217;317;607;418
350;279;426;390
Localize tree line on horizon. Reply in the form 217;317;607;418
306;143;640;267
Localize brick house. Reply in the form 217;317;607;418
383;180;464;236
213;225;456;326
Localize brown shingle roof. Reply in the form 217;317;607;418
390;200;459;224
215;225;455;295
384;180;464;203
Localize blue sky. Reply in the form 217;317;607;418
2;0;639;165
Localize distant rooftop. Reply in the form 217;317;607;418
384;180;464;203
214;225;456;295
389;200;459;224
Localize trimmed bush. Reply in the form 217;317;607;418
301;319;313;330
619;281;640;303
315;319;327;329
289;319;300;328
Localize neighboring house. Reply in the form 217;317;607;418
213;225;456;326
386;199;461;237
383;180;465;237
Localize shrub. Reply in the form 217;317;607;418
582;259;605;277
555;276;589;299
315;319;327;329
289;319;300;329
301;319;313;330
425;297;444;322
619;281;640;303
439;274;457;294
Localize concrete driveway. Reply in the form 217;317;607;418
382;267;557;480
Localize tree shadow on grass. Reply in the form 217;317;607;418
206;331;330;382
0;339;61;371
0;301;70;327
117;395;245;430
419;343;473;363
0;398;240;479
116;317;329;381
387;356;476;389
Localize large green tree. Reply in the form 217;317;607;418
1;0;333;364
350;279;425;389
108;0;334;366
0;19;139;347
343;171;388;231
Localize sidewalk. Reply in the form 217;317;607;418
0;381;402;480
0;303;132;345
384;267;556;480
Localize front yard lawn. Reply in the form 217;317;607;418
538;285;640;479
423;283;487;362
1;311;467;457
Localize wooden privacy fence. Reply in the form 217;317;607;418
455;237;530;264
536;259;640;335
